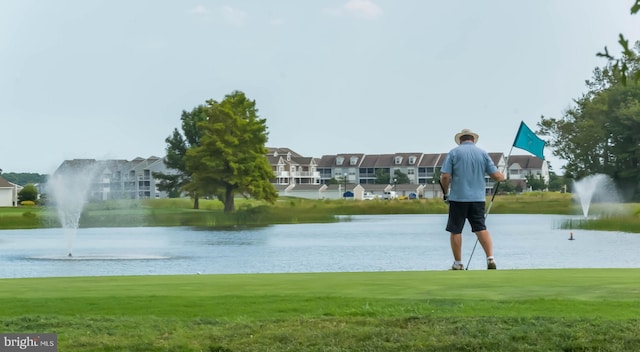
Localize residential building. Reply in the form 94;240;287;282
507;155;550;190
272;148;515;199
317;153;365;185
51;157;175;201
0;175;21;207
266;147;321;185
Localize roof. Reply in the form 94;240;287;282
508;155;543;169
288;184;324;191
360;184;388;191
316;153;366;167
418;153;445;167
0;175;13;188
266;147;304;158
358;154;394;168
316;155;336;168
488;152;504;166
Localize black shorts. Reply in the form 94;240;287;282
446;201;487;234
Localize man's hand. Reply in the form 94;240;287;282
443;194;449;205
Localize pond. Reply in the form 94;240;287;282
0;214;638;278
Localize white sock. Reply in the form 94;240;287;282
487;256;494;261
454;260;463;265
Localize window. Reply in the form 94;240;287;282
350;156;358;165
394;156;403;165
336;156;344;165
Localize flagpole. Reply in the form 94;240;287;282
467;121;545;270
485;145;513;216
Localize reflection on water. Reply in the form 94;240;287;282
0;214;639;278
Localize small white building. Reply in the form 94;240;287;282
508;155;549;183
0;175;21;207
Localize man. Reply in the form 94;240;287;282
440;128;505;270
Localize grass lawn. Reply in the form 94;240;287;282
2;269;640;351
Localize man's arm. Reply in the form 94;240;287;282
440;173;451;193
489;171;505;182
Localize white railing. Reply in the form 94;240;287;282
275;171;320;178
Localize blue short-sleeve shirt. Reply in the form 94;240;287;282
441;142;498;202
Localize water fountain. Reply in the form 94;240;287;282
47;160;102;257
572;174;625;218
43;160;171;262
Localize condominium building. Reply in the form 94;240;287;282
48;149;546;202
50;157;175;200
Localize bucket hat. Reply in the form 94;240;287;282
454;128;479;144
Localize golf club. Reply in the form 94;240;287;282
465;180;501;270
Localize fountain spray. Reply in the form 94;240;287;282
48;160;102;257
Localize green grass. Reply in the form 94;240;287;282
2;270;640;351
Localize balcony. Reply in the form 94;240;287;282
275;171;320;178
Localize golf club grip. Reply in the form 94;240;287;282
485;181;501;218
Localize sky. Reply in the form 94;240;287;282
1;1;639;175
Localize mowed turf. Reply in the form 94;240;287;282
1;269;640;351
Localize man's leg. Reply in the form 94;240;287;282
446;202;466;269
474;230;497;269
450;233;462;261
474;229;493;257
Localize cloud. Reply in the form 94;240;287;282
189;5;209;15
222;5;247;26
344;0;383;19
270;18;285;26
324;0;383;20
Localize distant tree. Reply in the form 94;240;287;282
500;180;515;194
2;173;47;185
184;91;277;212
325;177;339;185
433;168;442;183
514;182;524;193
392;170;410;184
374;169;390;184
153;105;208;208
525;174;547;191
18;184;38;203
547;171;567;192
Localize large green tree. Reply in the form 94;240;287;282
154;105;208;208
184;91;277;212
538;44;640;199
598;0;640;84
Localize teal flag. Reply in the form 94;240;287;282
512;121;545;159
